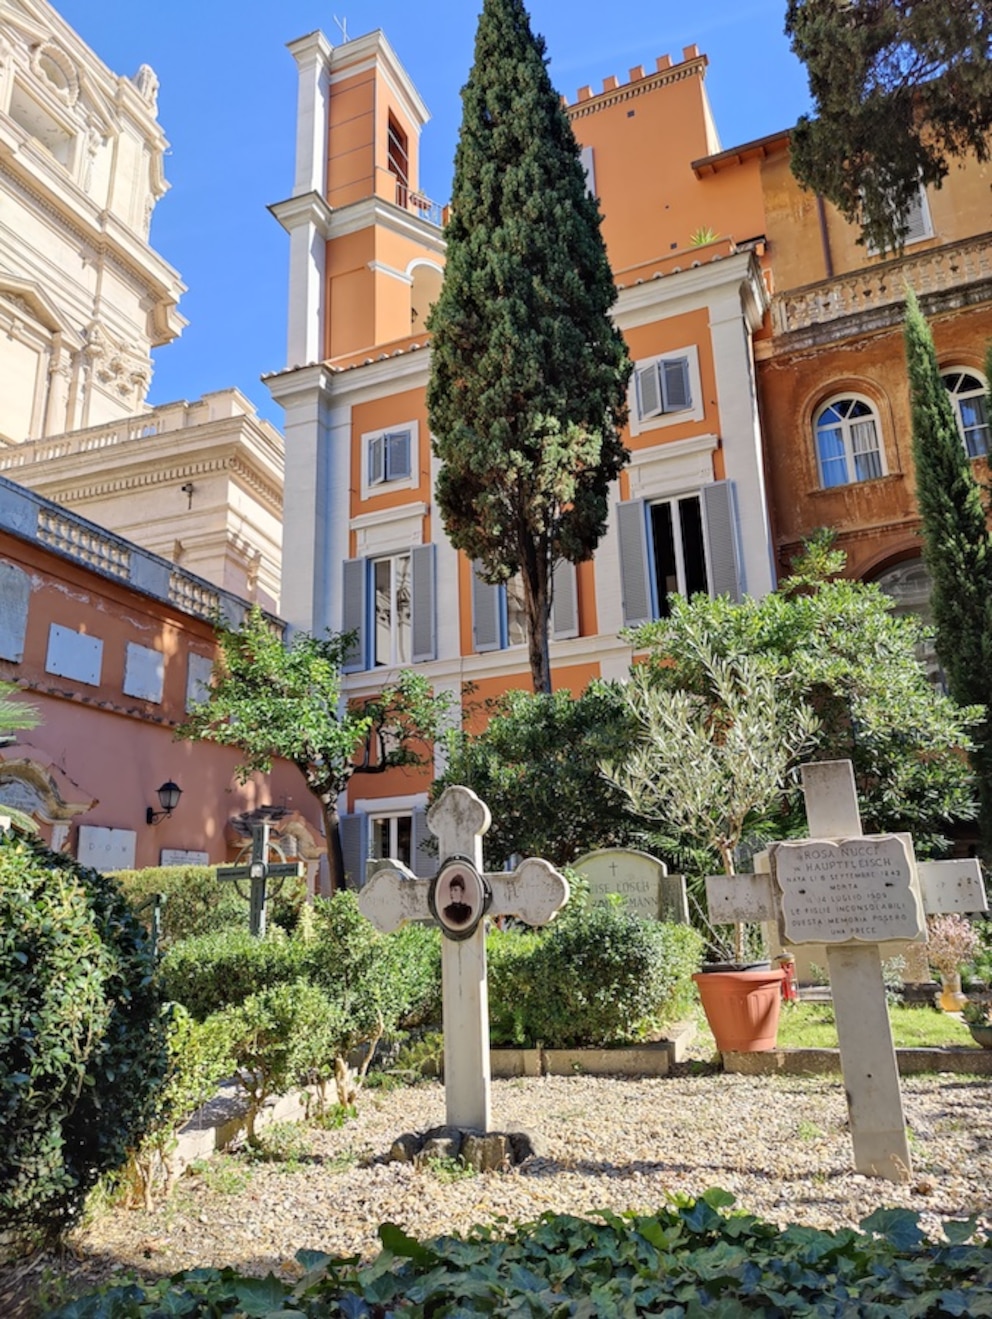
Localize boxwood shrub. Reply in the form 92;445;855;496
158;928;305;1020
0;832;167;1251
488;904;703;1048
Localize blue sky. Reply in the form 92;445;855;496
54;1;812;428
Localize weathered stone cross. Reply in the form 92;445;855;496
217;818;304;937
705;759;987;1182
359;785;570;1131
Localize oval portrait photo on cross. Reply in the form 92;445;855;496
430;857;489;939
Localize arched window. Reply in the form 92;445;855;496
941;369;989;459
814;396;884;488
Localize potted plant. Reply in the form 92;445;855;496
926;913;980;1012
604;638;818;1052
962;998;992;1049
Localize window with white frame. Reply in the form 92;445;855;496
616;481;742;627
471;561;578;653
866;182;934;254
339;798;435;885
942;369;989;459
814;396;884;488
629;348;702;436
342;544;436;672
370;811;413;868
361;422;417;498
372;553;412;667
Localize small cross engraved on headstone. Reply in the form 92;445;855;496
217;818;304;937
702;759;987;1183
359;785;570;1131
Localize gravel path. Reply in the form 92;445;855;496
13;1066;985;1312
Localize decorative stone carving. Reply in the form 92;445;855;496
31;41;79;106
133;63;159;109
84;321;152;406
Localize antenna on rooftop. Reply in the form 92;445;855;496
333;15;349;44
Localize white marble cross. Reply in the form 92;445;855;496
359;785;570;1131
704;759;987;1182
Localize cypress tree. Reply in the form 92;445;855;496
904;288;992;850
427;0;631;693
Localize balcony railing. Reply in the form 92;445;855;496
395;181;445;228
772;232;992;340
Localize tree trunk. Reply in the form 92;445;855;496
322;798;346;894
521;542;553;695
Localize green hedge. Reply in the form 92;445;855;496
114;864;307;945
0;832;166;1249
158;928;304;1021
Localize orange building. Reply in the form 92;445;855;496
0;474;323;874
266;32;779;882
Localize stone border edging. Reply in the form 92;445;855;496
723;1047;992;1076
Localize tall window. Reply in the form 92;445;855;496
649;496;709;617
370;811;412;867
387;113;409;201
942;370;989;459
368;429;412;486
373;553;411;667
634;355;692;421
815;396;884;488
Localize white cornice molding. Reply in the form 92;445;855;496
350;500;428;532
368;260;413;285
326;29;430;129
321;194;447;253
614;251;766;329
268;191;334;238
286;29;334;68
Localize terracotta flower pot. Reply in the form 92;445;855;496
693;967;785;1053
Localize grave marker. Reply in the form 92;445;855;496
703;759;987;1183
359;785;569;1131
217;817;304;937
576;847;688;923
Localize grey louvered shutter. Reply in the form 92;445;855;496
616;500;653;626
410;543;436;662
661;356;692;412
701;481;743;603
411;806;435;878
341;558;367;672
901;187;929;243
368;434;384;485
386;429;411;479
339;812;367;889
472;563;502;652
635;363;662;420
551;559;579;640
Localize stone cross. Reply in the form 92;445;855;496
217;818;304;937
359;785;570;1131
704;759;987;1182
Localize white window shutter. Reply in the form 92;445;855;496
901;187;930;244
339;812;367;889
410;543;436;662
661;356;692;412
341;558;367;672
551;559;579;640
616;500;653;626
635;363;662;420
368;434;384;485
386;430;412;480
701;481;743;603
472;563;502;652
579;144;596;196
411;806;435;878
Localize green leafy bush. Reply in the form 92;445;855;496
0;832;167;1250
218;979;343;1145
48;1194;992;1316
158;928;304;1020
488;904;702;1048
121;1005;234;1209
114;864;306;944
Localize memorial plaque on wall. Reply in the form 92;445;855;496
160;849;210;867
771;835;925;945
77;825;137;873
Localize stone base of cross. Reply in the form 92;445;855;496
359;785;570;1131
704;760;987;1183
